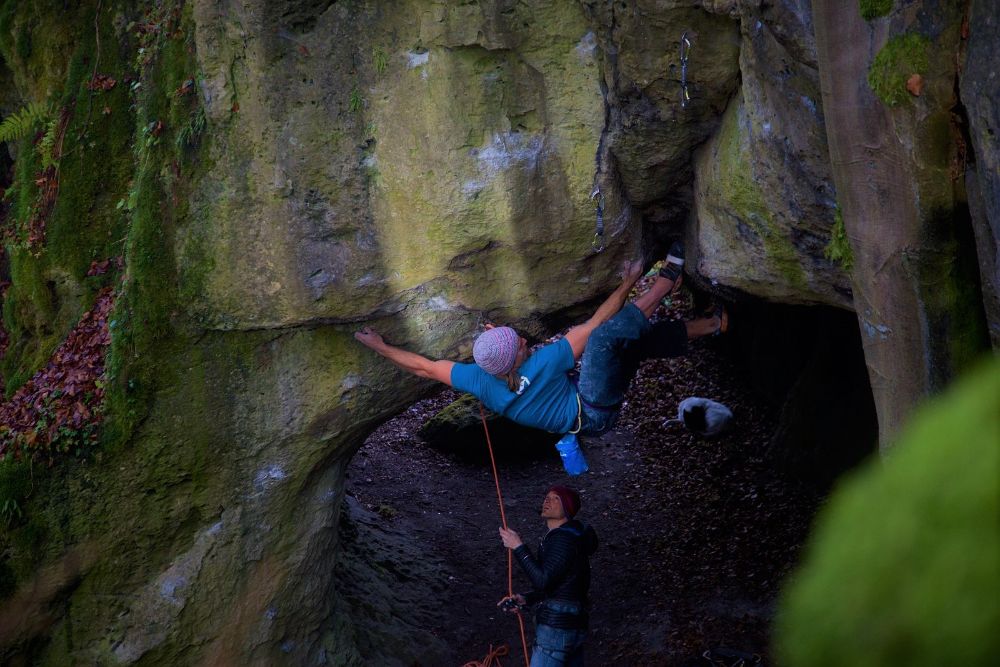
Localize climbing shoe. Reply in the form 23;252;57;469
658;241;685;282
706;303;729;336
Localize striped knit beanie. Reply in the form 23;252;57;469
473;327;520;376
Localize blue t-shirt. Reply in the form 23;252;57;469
451;338;579;433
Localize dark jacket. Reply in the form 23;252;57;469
513;519;598;629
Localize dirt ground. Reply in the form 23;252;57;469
344;291;822;666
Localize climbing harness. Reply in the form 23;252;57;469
590;187;606;253
463;404;531;667
680;32;692;109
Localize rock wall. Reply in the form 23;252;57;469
1;1;639;664
962;0;1000;346
0;0;994;664
813;0;989;446
693;2;851;307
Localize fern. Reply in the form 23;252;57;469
38;117;59;169
0;102;53;144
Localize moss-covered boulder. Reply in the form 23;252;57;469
775;356;1000;666
418;393;559;462
0;1;637;664
185;0;636;331
581;0;741;220
691;4;850;307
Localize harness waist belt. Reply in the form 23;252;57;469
540;599;585;615
571;378;619;414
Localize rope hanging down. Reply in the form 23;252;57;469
462;404;531;667
680;31;692;109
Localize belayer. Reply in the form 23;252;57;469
354;243;727;437
498;485;596;667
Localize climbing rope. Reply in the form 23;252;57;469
462;404;531;667
462;643;511;667
680;31;692;109
590;187;606;253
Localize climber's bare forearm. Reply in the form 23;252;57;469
588;278;635;327
355;328;454;385
565;262;642;359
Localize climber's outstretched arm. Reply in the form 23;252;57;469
354;327;455;386
563;259;644;361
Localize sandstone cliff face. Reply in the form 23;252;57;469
693;2;851;307
0;2;637;664
814;0;989;445
962;0;1000;347
0;0;993;664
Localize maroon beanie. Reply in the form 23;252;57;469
547;485;581;519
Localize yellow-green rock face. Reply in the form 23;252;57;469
186;0;635;333
692;10;851;307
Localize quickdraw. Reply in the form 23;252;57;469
590;187;605;253
680;31;692;109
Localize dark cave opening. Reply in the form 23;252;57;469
724;298;879;489
333;293;879;664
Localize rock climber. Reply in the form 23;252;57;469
354;243;727;436
497;485;597;667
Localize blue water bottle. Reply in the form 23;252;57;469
555;433;589;476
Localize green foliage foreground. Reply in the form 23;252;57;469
776;355;1000;666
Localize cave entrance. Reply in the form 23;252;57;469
335;298;877;665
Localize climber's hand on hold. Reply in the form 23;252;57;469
354;327;384;349
622;258;644;286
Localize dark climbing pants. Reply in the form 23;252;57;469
576;303;687;435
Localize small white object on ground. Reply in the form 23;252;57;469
667;397;734;437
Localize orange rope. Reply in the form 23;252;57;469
477;403;531;667
461;643;510;667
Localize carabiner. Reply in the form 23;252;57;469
680;32;692;62
591;188;606;253
592;232;605;253
680;32;692;109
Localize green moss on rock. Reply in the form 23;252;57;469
0;0;79;98
859;0;893;21
823;206;854;271
0;457;33;527
105;9;206;450
1;4;131;395
776;357;1000;666
868;32;930;107
715;101;807;288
